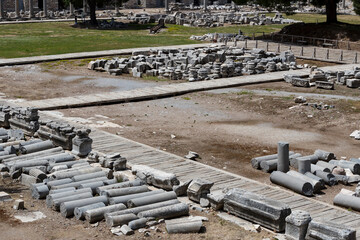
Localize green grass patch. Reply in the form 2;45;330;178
237;90;253;95
0;13;360;58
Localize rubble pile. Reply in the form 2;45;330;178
284;66;360;90
88;46;299;82
0;106;39;136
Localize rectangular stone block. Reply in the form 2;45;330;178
306;219;356;240
291;78;310;87
315;81;334;90
223;188;291;232
346;79;360;88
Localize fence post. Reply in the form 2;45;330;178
266;42;269;52
277;43;280;53
245;39;247;49
289;44;291;51
234;39;237;47
339;50;343;61
335;40;338;49
300;47;304;56
347;41;350;50
312;48;316;59
255;40;258;48
354;53;358;64
252;33;255;40
326;49;329;60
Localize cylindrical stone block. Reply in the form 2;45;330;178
270;171;313;196
46;178;73;188
106;213;138;227
277;142;289;173
128;218;147;230
52;176;108;189
105;199;180;218
314;170;336;186
60;195;108;218
127;191;177;208
49;187;76;194
29;168;47;181
334;193;360;211
31;184;49;199
72;171;106;182
298;159;311;174
46;187;92;208
85;203;127;223
96;179;144;195
137;202;189;219
109;189;164;205
102;185;149;198
316;161;337;171
49;167;102;180
20;140;54;154
310;164;330;174
74;202;106;220
79;181;104;195
260;159;277;172
51;192;93;210
286;170;323;193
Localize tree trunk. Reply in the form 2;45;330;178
326;0;338;23
89;0;97;25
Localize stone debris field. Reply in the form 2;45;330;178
88;47;301;82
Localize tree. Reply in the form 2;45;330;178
64;0;127;25
354;0;360;15
232;0;346;23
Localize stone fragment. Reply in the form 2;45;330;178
207;191;225;210
172;179;192;196
187;179;214;203
0;191;11;201
223;188;291;232
285;210;311;240
120;224;134;235
132;165;179;190
306;219;356;240
13;199;25;210
199;198;210;208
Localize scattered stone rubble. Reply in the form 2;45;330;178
284;66;360;90
89;46;300;82
162;12;301;28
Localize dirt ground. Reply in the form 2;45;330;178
0;59;360;239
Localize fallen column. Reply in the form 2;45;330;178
79;181;105;194
333;174;349;185
47;153;76;164
21;173;39;186
31;184;49;199
84;203;127;223
314;149;335;161
316;160;337;171
260;159;278;172
270;171;313;196
298;159;311;174
52;176;109;189
105;199;180;218
46;187;92;208
60;195;108;218
166;218;203;234
127;191;177;208
304;172;325;187
277;142;289;173
137;202;189;219
286;170;322;193
224;188;291;232
71;171;107;182
96;179;144;195
46;178;73;188
128;218;148;230
23;166;47;174
310;164;330;173
49;167;102;180
29;168;47;181
74;202;106;220
109;189;164;205
305;219;356;240
49;187;76;194
314;170;336;186
329;160;360;174
4;147;63;164
20;140;55;154
102;185;149;198
106;213;139;227
48;159;87;171
52;192;93;211
290;155;318;169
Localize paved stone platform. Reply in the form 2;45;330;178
38;110;360;238
19;63;359;110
